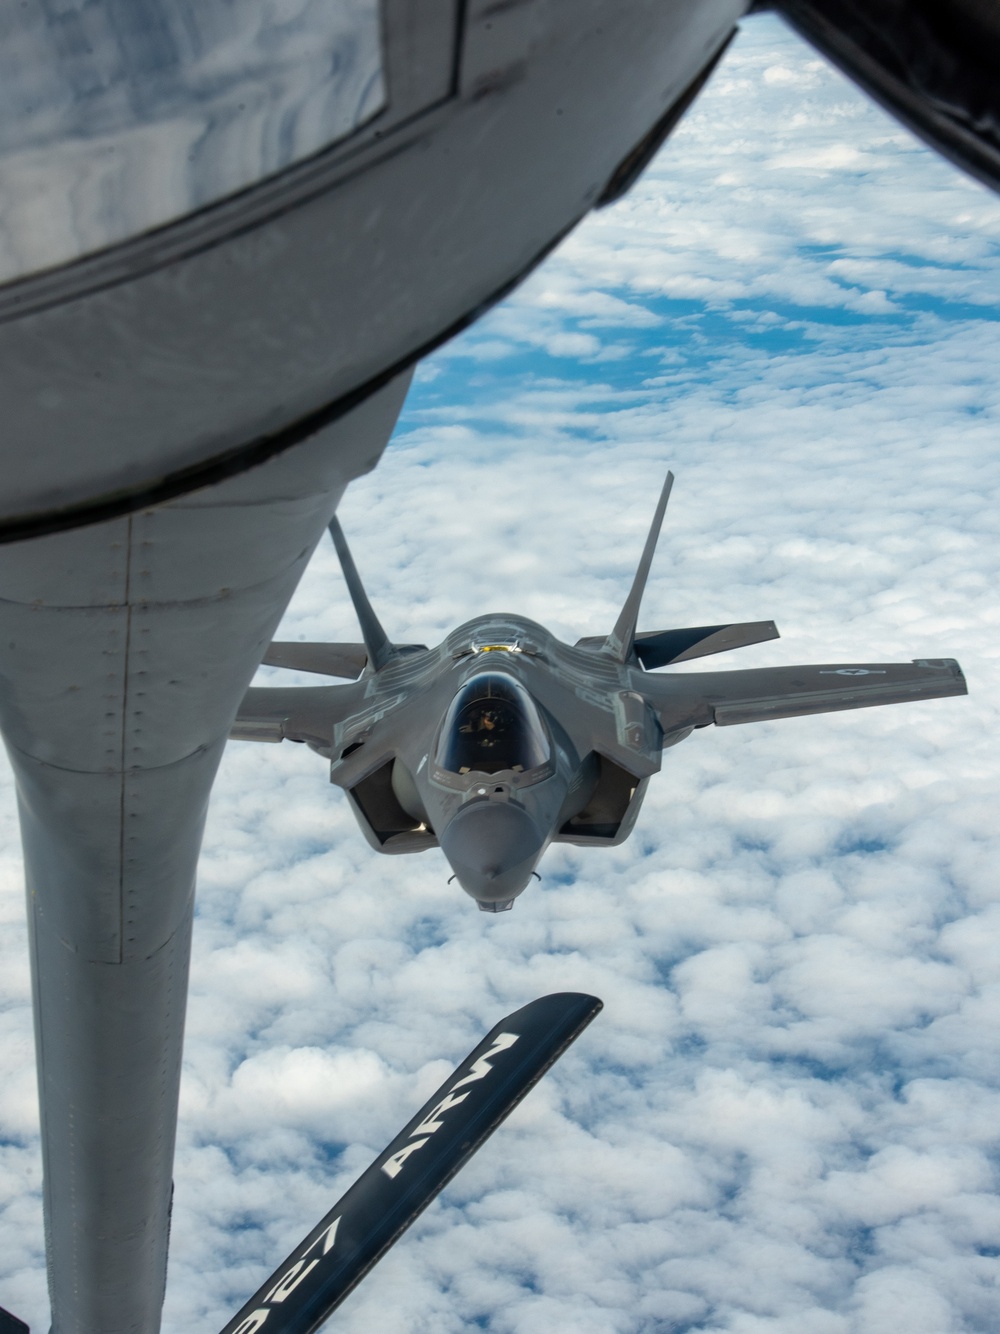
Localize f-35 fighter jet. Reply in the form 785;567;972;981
232;475;966;911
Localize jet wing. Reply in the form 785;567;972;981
230;685;359;748
642;659;967;733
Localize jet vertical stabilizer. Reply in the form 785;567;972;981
605;471;674;663
328;516;396;673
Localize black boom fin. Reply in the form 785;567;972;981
605;471;673;664
0;1303;29;1334
219;993;602;1334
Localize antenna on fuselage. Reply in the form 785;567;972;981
328;516;395;673
605;470;674;663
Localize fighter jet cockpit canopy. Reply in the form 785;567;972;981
436;673;550;778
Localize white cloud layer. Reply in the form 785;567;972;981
2;13;1000;1334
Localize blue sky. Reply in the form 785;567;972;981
2;12;1000;1334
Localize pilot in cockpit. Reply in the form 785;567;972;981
438;673;549;777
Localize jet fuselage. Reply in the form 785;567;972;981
323;614;663;908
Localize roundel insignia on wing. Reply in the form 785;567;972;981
819;668;887;677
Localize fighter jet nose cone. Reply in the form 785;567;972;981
440;800;544;908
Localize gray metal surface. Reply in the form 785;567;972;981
1;3;997;540
0;0;745;537
0;0;384;282
0;371;411;1334
234;477;967;910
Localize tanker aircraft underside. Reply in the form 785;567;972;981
232;474;968;911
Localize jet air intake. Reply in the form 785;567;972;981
439;799;546;911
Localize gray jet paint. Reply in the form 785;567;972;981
233;474;967;911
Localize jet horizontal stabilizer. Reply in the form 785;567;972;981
577;620;779;668
0;1304;28;1334
635;620;780;668
262;640;428;678
231;685;357;749
219;993;602;1334
262;642;368;679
